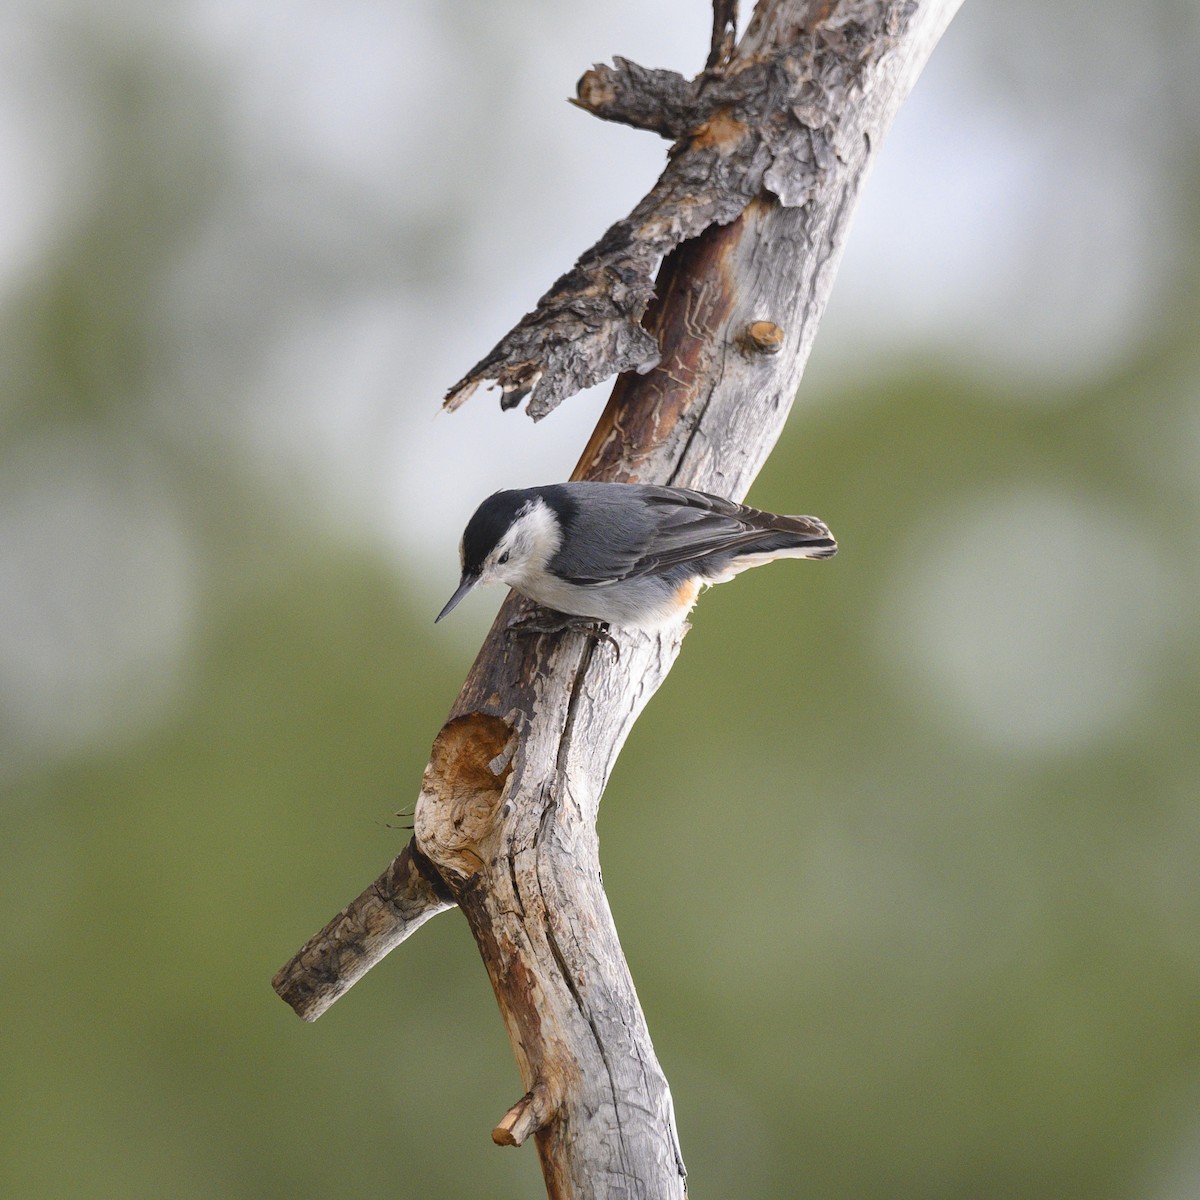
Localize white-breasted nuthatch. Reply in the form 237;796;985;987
435;482;836;630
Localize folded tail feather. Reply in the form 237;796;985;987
696;517;837;582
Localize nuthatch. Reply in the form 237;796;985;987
436;482;836;631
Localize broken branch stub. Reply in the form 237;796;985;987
707;0;740;71
444;0;919;422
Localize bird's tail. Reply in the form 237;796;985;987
700;513;837;583
752;513;838;560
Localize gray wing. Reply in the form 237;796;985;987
547;483;833;585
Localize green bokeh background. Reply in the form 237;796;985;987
3;3;1199;1198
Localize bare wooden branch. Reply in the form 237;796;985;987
493;1083;557;1148
276;1;963;1194
445;0;951;422
572;59;696;138
271;840;454;1022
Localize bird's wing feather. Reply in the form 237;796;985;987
547;484;831;585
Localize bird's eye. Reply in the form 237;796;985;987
498;550;510;565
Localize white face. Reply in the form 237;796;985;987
473;498;561;588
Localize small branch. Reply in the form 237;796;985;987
274;715;520;1019
573;59;698;138
707;0;740;70
492;1083;557;1148
272;840;455;1021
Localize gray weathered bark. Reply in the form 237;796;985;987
273;2;962;1196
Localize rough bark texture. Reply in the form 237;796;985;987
444;0;951;423
274;2;962;1196
272;841;454;1021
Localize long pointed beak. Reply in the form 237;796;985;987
435;573;479;623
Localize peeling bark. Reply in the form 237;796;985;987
444;0;942;422
275;2;963;1195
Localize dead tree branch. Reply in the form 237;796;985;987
444;0;955;422
275;1;962;1195
272;840;454;1020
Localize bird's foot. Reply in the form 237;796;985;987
505;610;621;662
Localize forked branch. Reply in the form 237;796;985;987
274;2;963;1195
443;0;951;422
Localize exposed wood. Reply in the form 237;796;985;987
492;1083;556;1148
275;2;963;1195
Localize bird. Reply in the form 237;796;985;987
435;482;836;631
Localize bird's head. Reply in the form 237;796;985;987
435;490;561;622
